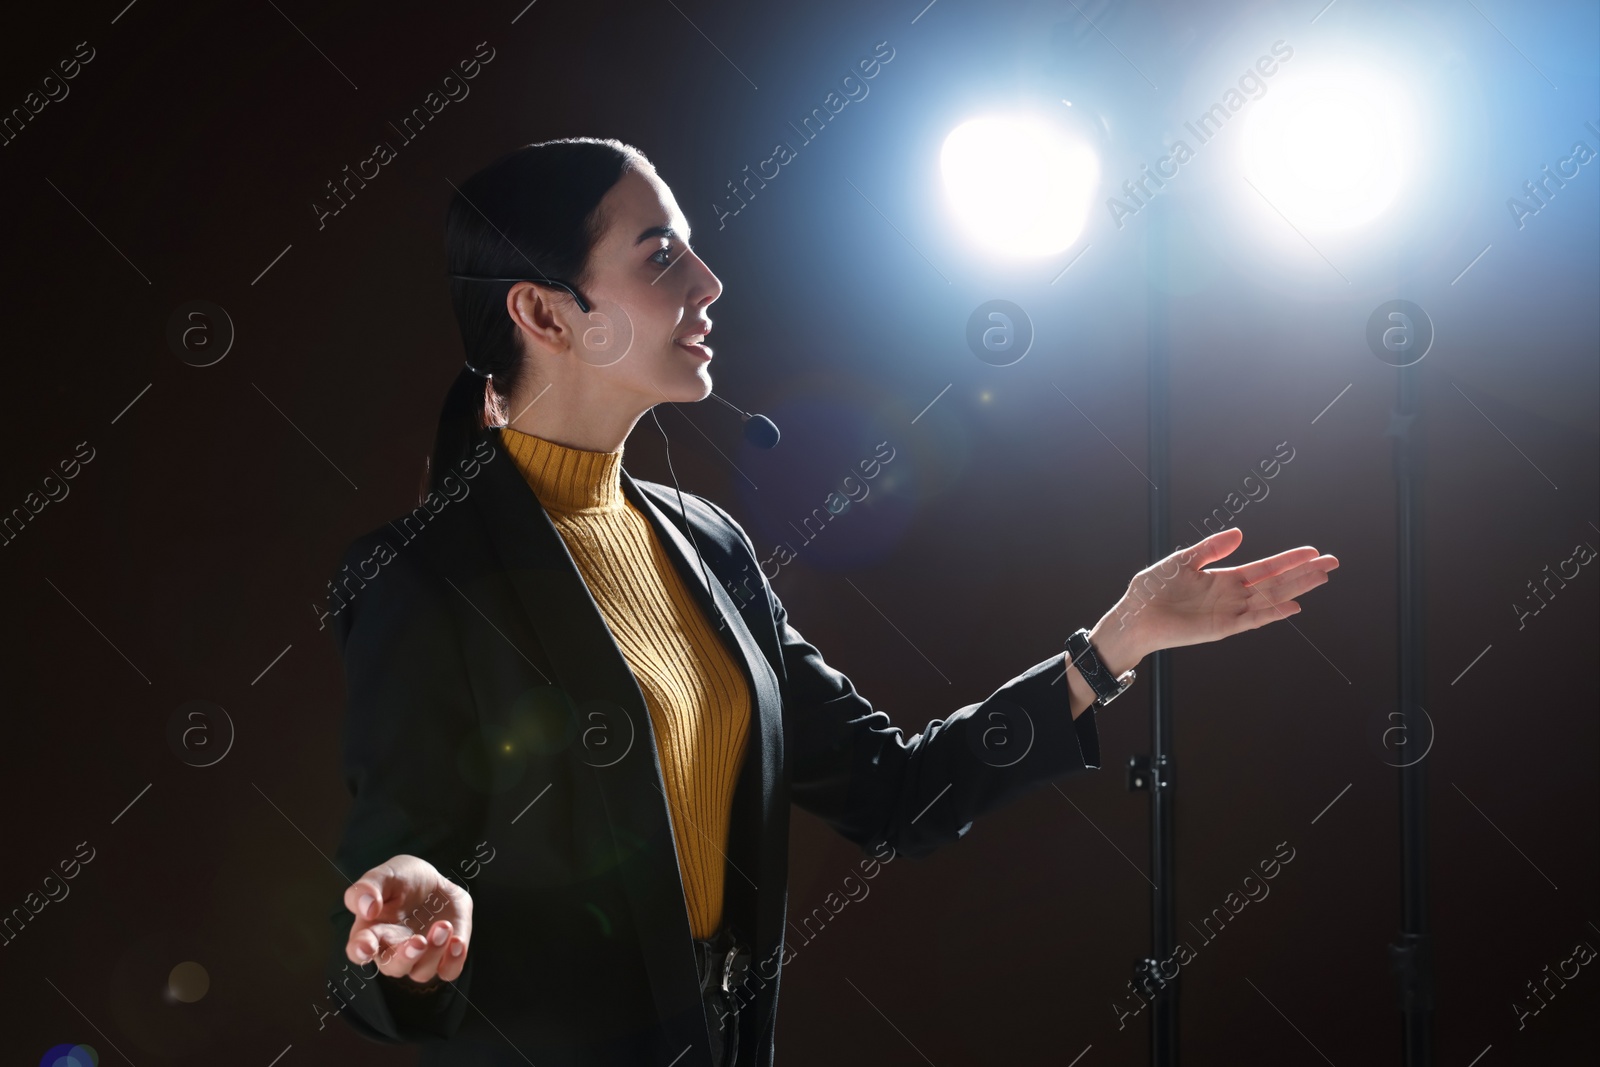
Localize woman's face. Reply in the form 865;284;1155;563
510;166;723;410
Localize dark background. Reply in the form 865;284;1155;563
1;0;1595;1064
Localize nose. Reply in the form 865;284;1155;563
684;246;722;307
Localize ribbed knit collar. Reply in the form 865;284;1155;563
498;426;625;514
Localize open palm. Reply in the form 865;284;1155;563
344;854;473;985
1123;527;1339;653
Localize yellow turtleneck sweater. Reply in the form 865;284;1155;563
498;426;751;940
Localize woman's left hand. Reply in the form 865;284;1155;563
1109;527;1339;656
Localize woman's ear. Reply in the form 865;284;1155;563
506;282;570;356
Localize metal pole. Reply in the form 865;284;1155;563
1391;360;1434;1064
1129;198;1179;1067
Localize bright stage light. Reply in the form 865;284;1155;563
940;114;1099;258
1241;68;1413;231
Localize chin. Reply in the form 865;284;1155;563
683;368;714;401
651;372;711;405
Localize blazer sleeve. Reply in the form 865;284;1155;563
702;500;1102;860
322;533;486;1043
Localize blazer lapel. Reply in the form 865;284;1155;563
618;469;786;833
621;469;790;1037
467;429;706;1050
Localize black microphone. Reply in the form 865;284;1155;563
708;392;780;449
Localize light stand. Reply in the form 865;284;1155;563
1126;197;1179;1067
1390;358;1434;1063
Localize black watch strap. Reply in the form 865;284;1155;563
1065;628;1135;707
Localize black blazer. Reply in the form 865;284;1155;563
322;427;1102;1066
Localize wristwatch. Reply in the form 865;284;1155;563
1064;627;1137;708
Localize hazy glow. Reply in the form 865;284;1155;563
941;115;1098;257
1242;70;1412;230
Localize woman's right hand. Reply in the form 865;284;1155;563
344;854;473;985
1111;527;1338;654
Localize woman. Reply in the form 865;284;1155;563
323;137;1338;1066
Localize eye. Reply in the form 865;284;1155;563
649;239;690;268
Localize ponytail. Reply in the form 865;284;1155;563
423;366;493;503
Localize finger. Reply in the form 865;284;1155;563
429;883;472;982
344;876;388;924
360;922;421;968
347;924;384;966
439;935;470;982
360;927;428;979
1230;546;1323;585
439;877;473;950
1244;551;1339;587
1238;560;1334;609
346;922;426;969
426;918;454;950
372;929;431;979
406;919;456;983
1247;565;1333;607
1237;599;1302;633
425;879;473;982
346;859;411;925
1182;528;1244;570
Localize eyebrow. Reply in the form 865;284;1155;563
635;224;690;246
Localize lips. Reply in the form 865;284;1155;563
674;322;713;359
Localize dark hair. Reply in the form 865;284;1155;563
425;136;653;500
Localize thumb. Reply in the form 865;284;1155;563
1184;527;1243;569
